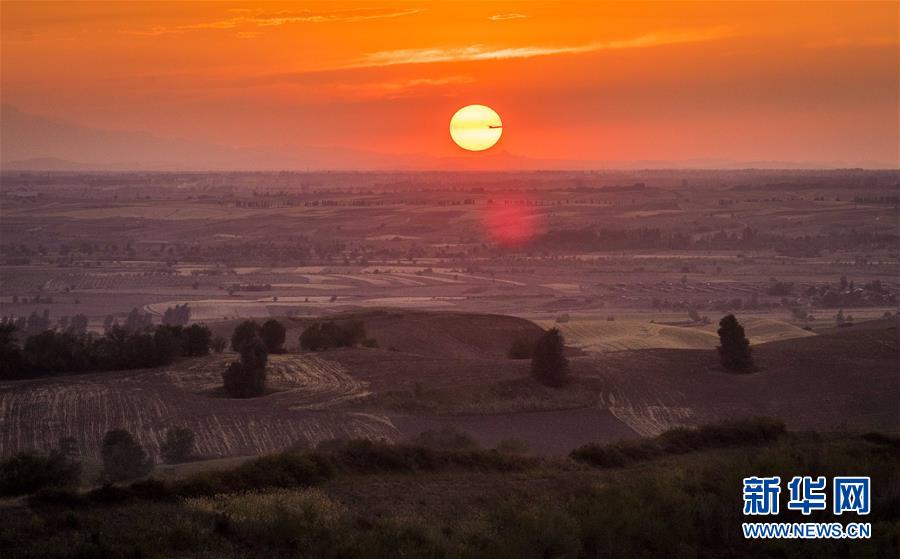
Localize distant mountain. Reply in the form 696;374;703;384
0;157;115;172
2;105;893;171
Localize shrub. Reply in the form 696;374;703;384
186;489;347;550
571;418;786;468
160;427;195;464
496;438;531;455
471;499;581;559
101;429;152;482
88;483;133;504
129;478;175;501
260;319;287;354
299;320;368;351
27;487;87;508
411;427;478;451
717;314;754;372
0;445;81;496
531;328;569;387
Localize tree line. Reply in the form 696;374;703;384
0;322;215;380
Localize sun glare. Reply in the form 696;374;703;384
449;105;502;152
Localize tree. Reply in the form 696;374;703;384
260;319;286;354
299;320;367;351
222;335;268;398
160;427;195;464
299;323;326;351
230;320;260;352
0;438;81;496
717;314;754;372
531;328;569;387
181;324;212;356
101;429;152;481
0;324;23;379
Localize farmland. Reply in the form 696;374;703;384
0;169;897;462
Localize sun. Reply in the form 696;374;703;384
449;104;502;151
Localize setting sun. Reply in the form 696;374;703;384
450;105;503;152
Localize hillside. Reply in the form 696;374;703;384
0;312;895;464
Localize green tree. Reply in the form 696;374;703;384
299;323;326;351
717;314;754;372
230;320;260;352
222;335;268;398
0;438;81;496
101;429;152;481
160;427;195;464
182;324;212;356
0;324;23;379
531;328;569;387
260;319;287;354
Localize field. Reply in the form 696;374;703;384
0;171;897;465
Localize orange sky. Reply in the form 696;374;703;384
2;1;898;168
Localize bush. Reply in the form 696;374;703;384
27;487;87;508
717;314;754;372
160;427;195;464
531;328;569;387
472;499;581;559
299;320;368;351
185;489;347;551
507;338;533;359
411;427;478;451
260;319;287;354
101;429;152;482
0;446;81;496
496;438;531;455
571;418;786;468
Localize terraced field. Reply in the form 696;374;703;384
0;354;392;461
542;316;815;352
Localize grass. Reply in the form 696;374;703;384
4;425;899;558
571;417;787;467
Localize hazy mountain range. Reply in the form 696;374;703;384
1;105;892;171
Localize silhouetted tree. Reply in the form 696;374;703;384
299;320;367;351
299;323;326;351
531;328;569;387
0;324;23;379
230;320;260;352
181;324;212;356
717;314;754;372
101;429;152;481
260;319;286;354
222;334;268;398
0;437;81;496
160;427;195;464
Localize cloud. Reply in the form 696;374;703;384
489;13;528;21
126;7;423;36
356;26;734;67
333;75;473;99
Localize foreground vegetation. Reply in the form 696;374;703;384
1;420;898;558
